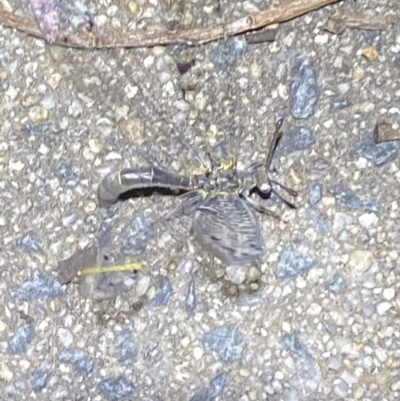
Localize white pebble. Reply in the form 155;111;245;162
125;85;138;99
382;288;395;301
307;302;323;316
9;159;25;172
376;302;392;315
94;14;108;26
57;328;74;347
314;33;329;45
38;144;50;155
107;5;118;16
144;55;154;68
341;370;358;385
250;62;262;79
358;212;378;228
193;346;203;360
180;336;190;348
348;250;373;276
136;276;151;297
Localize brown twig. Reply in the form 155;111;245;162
0;0;341;48
324;13;393;35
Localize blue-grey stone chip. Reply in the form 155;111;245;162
329;184;379;212
309;184;322;206
148;278;173;307
31;370;49;392
121;217;154;256
54;162;73;181
12;274;64;301
186;278;197;315
289;60;319;119
351;138;400;166
209;372;228;397
98;376;135;401
281;330;313;360
308;210;328;235
276;126;315;156
59;348;94;376
202;325;244;363
144;341;158;358
330;98;351;111
276;249;316;279
117;329;137;362
325;273;343;294
8;324;35;354
16;231;42;254
210;37;247;72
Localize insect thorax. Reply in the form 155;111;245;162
193;168;255;195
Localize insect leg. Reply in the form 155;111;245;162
243;195;280;220
265;118;284;172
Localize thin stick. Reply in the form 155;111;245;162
78;262;142;276
324;12;393;35
0;0;342;48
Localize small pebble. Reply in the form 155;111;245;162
348;250;373;276
281;330;313;360
148;278;173;307
351;138;400;166
59;348;94;376
7;325;35;354
276;249;316;279
209;372;227;397
276;126;315;156
28;106;49;124
98;376;135;400
193;347;203;360
136;276;151;297
202;325;244;363
382;288;395;301
186;278;197;315
376;302;392;315
334;381;348;398
250;62;262;79
358;213;378;228
31;370;49;391
12;274;64;301
306;303;323;316
309;184;322;205
128;2;138;14
57;328;74;348
289;60;319;119
325;273;343;294
16;231;42;254
118;329;137;362
121;218;154;256
362;46;379;61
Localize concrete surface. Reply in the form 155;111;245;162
0;0;399;400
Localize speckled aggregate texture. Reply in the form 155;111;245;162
0;0;399;400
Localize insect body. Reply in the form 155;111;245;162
98;119;297;266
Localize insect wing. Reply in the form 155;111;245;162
78;270;134;300
192;194;263;266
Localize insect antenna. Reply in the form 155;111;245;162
264;118;298;207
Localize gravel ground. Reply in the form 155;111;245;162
1;0;400;400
